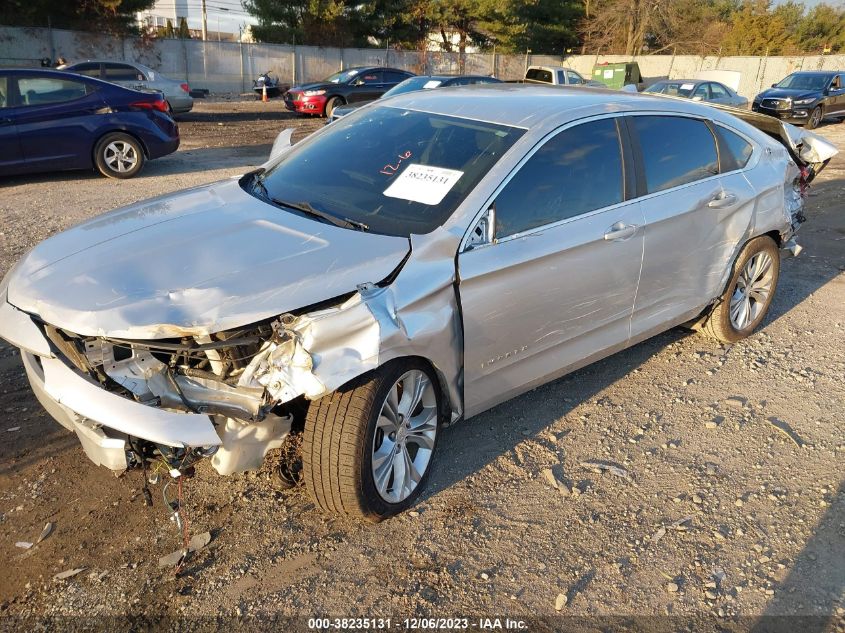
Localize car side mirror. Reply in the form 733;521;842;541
771;83;777;88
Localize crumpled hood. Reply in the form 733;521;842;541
6;179;410;338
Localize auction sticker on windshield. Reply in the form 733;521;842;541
383;164;463;205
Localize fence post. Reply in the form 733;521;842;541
292;45;297;84
182;38;190;86
239;39;245;94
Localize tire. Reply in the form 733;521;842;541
324;96;343;119
700;236;780;343
303;358;442;521
94;132;145;179
806;106;823;130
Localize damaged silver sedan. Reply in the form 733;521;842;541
0;85;837;520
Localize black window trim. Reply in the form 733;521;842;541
460;112;634;249
624;112;722;200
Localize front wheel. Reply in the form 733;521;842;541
94;132;145;179
302;359;442;521
700;236;780;343
806;106;823;129
324;96;343;119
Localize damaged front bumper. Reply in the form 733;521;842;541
1;296;292;474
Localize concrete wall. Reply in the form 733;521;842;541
2;26;844;97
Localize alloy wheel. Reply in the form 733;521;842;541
103;141;138;173
371;370;438;504
730;251;775;330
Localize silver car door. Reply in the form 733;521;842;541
458;116;644;418
628;114;755;341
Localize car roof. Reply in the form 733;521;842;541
380;83;741;129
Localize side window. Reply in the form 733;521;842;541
692;83;709;99
383;71;407;84
567;70;584;84
709;82;729;98
103;63;143;81
494;118;624;238
0;77;8;108
832;74;842;90
18;77;89;106
631;116;718;193
69;62;101;78
717;126;754;170
358;72;383;85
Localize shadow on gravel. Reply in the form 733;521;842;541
751;480;845;633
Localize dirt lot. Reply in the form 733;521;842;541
0;100;843;630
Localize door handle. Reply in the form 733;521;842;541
708;192;738;209
0;117;13;126
603;221;638;241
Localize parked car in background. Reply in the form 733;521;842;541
644;79;749;108
753;71;845;129
0;84;835;523
592;62;644;90
328;74;502;122
284;66;415;117
58;60;193;114
0;69;179;179
524;65;604;87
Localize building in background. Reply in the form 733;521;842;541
137;0;258;42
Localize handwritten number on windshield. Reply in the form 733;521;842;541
380;151;412;176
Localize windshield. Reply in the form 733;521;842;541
256;107;525;237
382;77;442;99
776;73;830;91
645;81;696;97
323;69;363;84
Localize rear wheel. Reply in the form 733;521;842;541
807;106;823;129
94;132;145;179
302;358;442;521
700;236;780;343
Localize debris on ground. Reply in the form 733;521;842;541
14;541;33;549
158;549;189;568
767;417;804;448
53;568;86;581
188;531;212;552
541;468;570;496
36;522;53;544
554;593;568;610
579;460;631;481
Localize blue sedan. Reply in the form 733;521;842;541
0;69;179;179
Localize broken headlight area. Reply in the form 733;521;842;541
43;316;319;422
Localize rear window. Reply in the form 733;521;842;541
255;107;525;237
18;77;89;106
526;68;552;83
104;63;143;81
717;126;753;170
631;116;718;193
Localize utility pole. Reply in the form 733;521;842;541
201;0;208;41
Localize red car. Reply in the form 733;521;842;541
284;66;414;117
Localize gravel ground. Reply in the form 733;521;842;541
0;101;843;630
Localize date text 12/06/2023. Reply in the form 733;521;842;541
307;617;529;630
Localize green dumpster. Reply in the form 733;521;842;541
592;62;642;90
